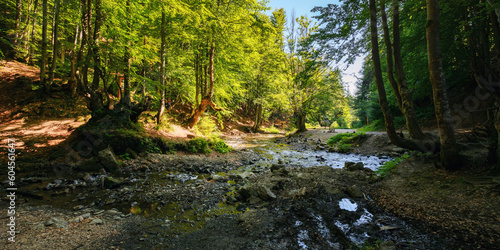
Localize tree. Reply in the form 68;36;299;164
40;0;48;90
369;0;401;145
426;0;461;169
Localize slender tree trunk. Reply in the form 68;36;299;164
48;0;61;85
392;0;426;139
157;11;166;125
120;0;131;108
380;0;402;110
14;0;22;50
142;36;147;99
27;0;38;65
188;38;221;128
369;0;401;145
40;0;48;90
426;0;461;169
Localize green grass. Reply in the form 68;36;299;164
357;120;385;132
376;154;410;178
326;132;366;153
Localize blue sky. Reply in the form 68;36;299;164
266;0;363;95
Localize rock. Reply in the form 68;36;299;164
237;186;254;200
391;147;405;154
235;171;255;180
125;147;138;159
288;187;307;198
256;185;276;201
89;218;103;225
81;213;91;219
270;164;289;175
97;147;120;174
210;174;225;182
345;162;364;171
103;177;123;189
104;209;122;216
380;240;397;250
73;205;84;210
379;226;400;231
83;173;92;183
347;185;363;198
76;157;103;172
70;216;83;223
47;218;68;229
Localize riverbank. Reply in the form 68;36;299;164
2;131;498;249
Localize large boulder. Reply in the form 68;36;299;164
344;162;364;171
97;147;120;174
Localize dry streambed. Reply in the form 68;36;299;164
1;135;445;249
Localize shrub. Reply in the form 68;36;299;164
327;132;366;153
262;125;281;134
186;138;211;154
193;115;219;137
210;138;232;154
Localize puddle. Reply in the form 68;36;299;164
339;198;358;211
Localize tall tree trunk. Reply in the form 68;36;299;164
380;0;402;110
120;0;131;108
14;0;22;50
252;103;263;132
392;0;426;139
48;0;61;85
188;39;221;128
157;11;166;125
27;0;38;65
369;0;401;145
142;36;147;99
295;108;307;132
40;0;48;90
426;0;461;169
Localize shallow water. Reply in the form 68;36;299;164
230;135;391;170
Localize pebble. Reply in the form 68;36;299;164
89;218;103;225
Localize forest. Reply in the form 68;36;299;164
0;0;499;249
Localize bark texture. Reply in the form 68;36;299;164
426;0;461;169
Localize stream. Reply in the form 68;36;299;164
5;134;440;249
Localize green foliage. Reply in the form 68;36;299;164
357;120;385;132
119;153;131;160
186;138;211;154
193;115;219;137
262;125;281;134
209;138;232;154
376;154;410;178
154;115;172;132
327;132;366;153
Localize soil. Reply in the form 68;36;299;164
0;60;499;249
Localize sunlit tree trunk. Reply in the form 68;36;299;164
27;0;38;65
40;0;48;90
426;0;461;169
14;0;22;50
48;0;61;85
188;40;222;128
120;0;131;108
157;11;166;125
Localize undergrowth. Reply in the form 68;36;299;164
327;132;366;153
186;137;233;154
376;154;410;178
